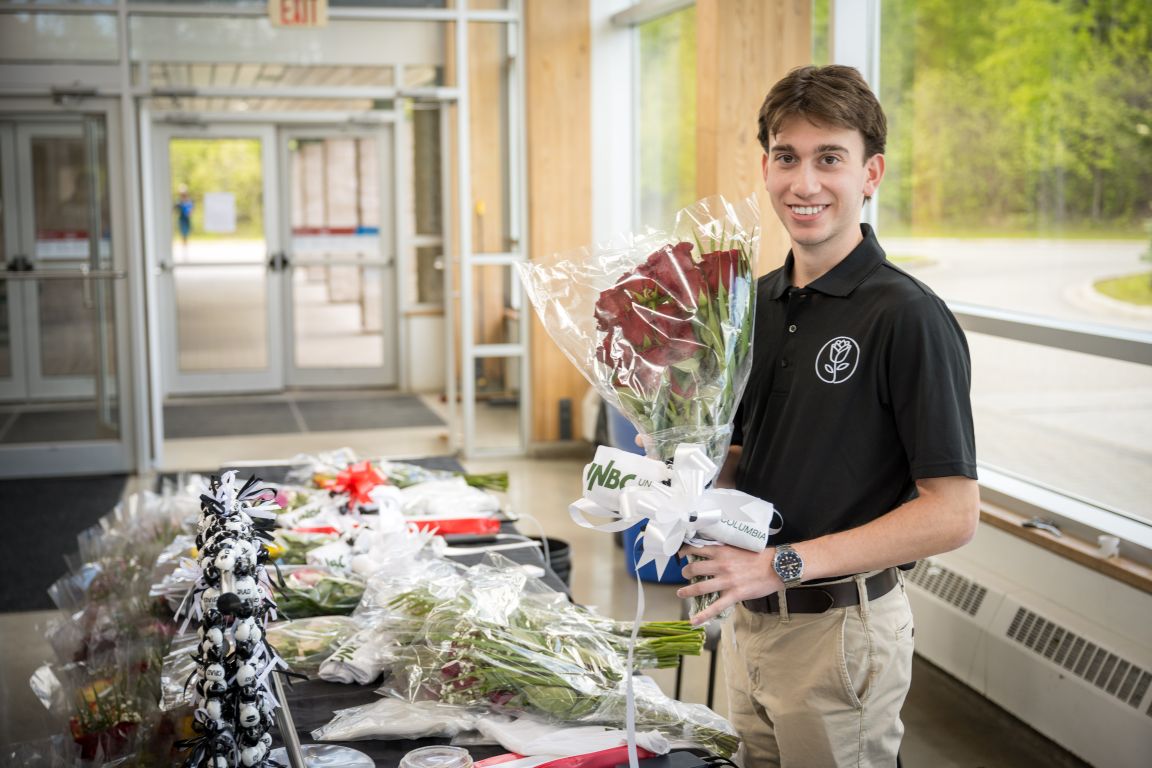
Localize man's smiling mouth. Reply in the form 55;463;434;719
790;205;827;216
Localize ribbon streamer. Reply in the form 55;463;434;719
570;442;780;766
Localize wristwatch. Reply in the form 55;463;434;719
773;543;804;588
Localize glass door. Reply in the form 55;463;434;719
0;112;129;472
5;121;116;401
280;128;397;388
153;125;284;395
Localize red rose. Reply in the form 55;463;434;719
635;242;702;309
699;248;741;295
614;269;660;301
594;284;634;330
634;303;699;365
616;356;662;398
616;305;656;348
597;329;662;397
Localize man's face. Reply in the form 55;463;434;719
762;116;884;261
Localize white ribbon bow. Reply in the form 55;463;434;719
570;444;780;579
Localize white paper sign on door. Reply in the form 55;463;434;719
203;192;237;234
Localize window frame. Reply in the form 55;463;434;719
846;1;1152;561
613;0;1152;561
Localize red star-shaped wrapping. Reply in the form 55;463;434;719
321;460;386;506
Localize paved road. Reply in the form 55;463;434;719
887;237;1151;522
886;236;1152;330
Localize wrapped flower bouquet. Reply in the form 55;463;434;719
518;195;779;617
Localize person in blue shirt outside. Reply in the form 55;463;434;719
175;184;194;248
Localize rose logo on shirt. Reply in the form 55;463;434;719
815;336;860;384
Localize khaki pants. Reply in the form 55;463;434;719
722;571;915;767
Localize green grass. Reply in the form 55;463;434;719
888;254;935;268
1094;272;1152;306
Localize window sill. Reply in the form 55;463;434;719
979;501;1152;596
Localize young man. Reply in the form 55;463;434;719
679;65;980;766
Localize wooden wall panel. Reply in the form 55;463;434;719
525;0;592;442
520;0;811;445
696;0;812;275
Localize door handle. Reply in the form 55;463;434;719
267;252;291;271
6;255;32;272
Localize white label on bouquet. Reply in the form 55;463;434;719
581;446;668;511
693;488;779;552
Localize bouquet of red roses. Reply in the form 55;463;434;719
519;195;758;469
520;194;774;623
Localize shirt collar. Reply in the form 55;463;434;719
765;224;886;300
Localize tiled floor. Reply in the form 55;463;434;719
0;398;1090;765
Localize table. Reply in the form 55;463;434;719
219;457;567;765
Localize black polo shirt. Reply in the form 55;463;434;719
732;224;977;546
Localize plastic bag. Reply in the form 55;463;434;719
379;555;735;757
311;697;481;741
518;195;779;618
318;621;413;685
517;195;758;468
264;615;360;676
0;734;81;767
398;477;501;518
474;714;669;756
274;565;366;618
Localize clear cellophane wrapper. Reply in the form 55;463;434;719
518;195;760;617
371;554;737;756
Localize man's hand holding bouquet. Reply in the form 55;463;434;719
518;195;780;622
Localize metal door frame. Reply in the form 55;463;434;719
151;122;285;396
0;100;134;477
0;123;28;401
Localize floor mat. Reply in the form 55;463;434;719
163;401;299;439
163;395;444;439
159;455;465;487
294;396;443;432
0;474;127;612
0;409;119;444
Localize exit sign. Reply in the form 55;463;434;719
269;0;328;28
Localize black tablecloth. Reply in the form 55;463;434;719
279;677;511;766
278;524;570;766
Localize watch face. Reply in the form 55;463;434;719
775;547;803;581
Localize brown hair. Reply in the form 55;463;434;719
757;65;887;160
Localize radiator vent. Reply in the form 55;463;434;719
1005;607;1150;712
906;559;987;615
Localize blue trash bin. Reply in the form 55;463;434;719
623;520;688;584
605;404;686;583
606;405;643;456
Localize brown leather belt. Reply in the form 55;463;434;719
742;568;900;614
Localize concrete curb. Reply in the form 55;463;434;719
1067;278;1152;321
